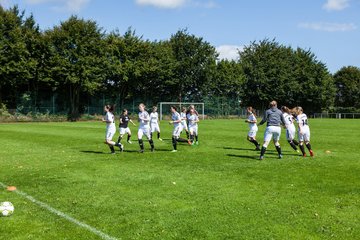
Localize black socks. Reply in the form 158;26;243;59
306;143;312;151
109;145;115;153
149;139;154;151
139;139;144;150
260;146;267;157
157;132;160;139
117;136;122;144
299;144;306;155
275;145;282;155
127;135;131;142
172;137;177;150
288;140;298;150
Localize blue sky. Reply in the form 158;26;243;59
1;0;359;73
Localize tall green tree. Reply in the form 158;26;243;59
333;66;360;109
169;29;218;101
47;16;107;120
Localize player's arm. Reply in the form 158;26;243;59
129;119;136;126
258;112;267;125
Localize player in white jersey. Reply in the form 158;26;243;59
281;106;299;152
169;106;190;152
245;107;260;150
137;103;154;153
295;107;314;157
102;105;123;154
187;108;199;145
149;106;162;141
180;107;189;139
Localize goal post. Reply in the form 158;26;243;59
159;102;205;120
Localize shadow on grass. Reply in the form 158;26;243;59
226;154;258;160
80;150;105;154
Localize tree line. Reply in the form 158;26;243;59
1;5;359;120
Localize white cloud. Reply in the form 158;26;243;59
299;22;357;32
135;0;187;9
25;0;90;13
323;0;349;11
216;45;243;61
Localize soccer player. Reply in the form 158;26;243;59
188;107;199;145
245;106;260;151
281;106;299;152
150;106;162;141
117;109;136;144
102;105;123;154
258;100;286;160
137;103;155;153
295;107;314;157
169;106;190;152
180;107;189;139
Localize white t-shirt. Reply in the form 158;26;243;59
105;112;115;129
138;111;150;128
172;112;181;127
297;113;309;127
150;112;159;124
247;113;257;129
283;113;295;126
188;114;199;128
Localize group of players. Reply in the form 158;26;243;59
245;100;314;160
102;103;199;153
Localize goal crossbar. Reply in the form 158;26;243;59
159;102;205;120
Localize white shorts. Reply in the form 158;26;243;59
264;126;281;142
150;123;160;133
181;122;188;131
189;126;198;135
172;125;183;138
248;126;258;138
286;124;296;141
299;126;310;142
138;127;151;140
119;127;131;135
105;127;116;141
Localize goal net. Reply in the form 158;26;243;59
159;102;205;120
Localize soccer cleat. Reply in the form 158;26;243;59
158;138;163;141
151;148;154;152
255;145;261;151
259;156;264;160
139;150;144;153
110;151;116;155
195;141;199;145
171;150;177;153
127;140;132;144
278;154;283;159
303;154;307;157
309;150;314;157
296;149;300;153
119;144;124;152
188;140;192;145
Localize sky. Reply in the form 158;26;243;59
1;0;359;73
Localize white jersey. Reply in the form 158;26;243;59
297;113;309;127
138;111;150;128
188;114;199;128
247;113;257;130
283;113;295;126
297;113;310;141
150;112;159;124
105;112;115;129
172;111;181;128
180;112;187;123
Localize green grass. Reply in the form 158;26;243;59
0;119;359;239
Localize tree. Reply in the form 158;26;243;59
239;39;334;112
47;16;107;120
334;66;360;109
168;29;218;102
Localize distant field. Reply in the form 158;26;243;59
0;119;359;239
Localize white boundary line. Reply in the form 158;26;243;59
0;182;118;240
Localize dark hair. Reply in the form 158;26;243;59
281;106;290;114
122;108;128;113
247;106;256;116
105;104;115;113
152;106;157;111
170;106;177;111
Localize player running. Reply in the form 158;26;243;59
150;106;162;141
245;107;260;151
295;107;314;157
281;106;299;152
180;107;190;139
137;103;155;153
258;101;286;160
102;105;123;154
188;107;199;145
117;109;136;145
169;106;190;152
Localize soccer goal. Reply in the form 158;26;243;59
159;102;205;120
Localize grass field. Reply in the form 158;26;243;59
0;119;359;239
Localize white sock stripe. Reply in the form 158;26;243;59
0;182;118;240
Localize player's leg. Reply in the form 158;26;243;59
194;126;199;145
273;127;282;158
127;128;132;144
286;128;298;151
145;128;154;152
171;126;180;152
106;130;123;152
260;127;272;160
117;128;124;144
138;129;145;153
304;129;313;156
247;130;260;150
